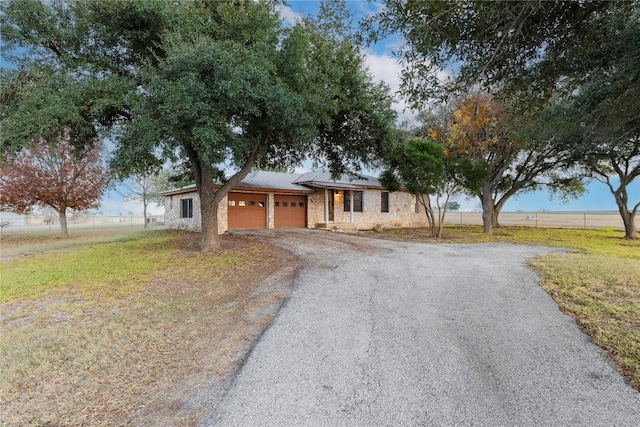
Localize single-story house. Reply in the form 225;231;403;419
160;170;426;233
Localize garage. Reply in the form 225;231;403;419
228;193;267;230
274;195;307;228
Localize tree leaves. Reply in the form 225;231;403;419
0;139;109;237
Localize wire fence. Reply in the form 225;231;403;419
1;211;635;232
445;211;634;231
0;214;165;232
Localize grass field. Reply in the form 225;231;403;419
0;229;299;426
376;226;640;390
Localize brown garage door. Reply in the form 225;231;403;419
274;195;307;228
228;193;266;229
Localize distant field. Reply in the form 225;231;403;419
0;225;161;261
447;211;636;230
0;214;164;232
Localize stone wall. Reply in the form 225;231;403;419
165;188;427;233
306;188;427;230
164;191;229;233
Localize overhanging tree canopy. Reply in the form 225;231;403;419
368;0;638;106
1;0;400;250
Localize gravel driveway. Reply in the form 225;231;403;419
203;229;640;426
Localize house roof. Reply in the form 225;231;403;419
159;184;197;197
160;169;386;196
293;171;384;189
236;170;313;192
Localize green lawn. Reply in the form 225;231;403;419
0;229;297;426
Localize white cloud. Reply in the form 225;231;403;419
363;51;418;126
363;49;452;128
364;52;402;92
276;4;301;25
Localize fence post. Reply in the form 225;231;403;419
460;211;463;226
535;212;538;228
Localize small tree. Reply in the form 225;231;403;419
119;170;170;228
446;201;460;211
0;138;109;238
381;137;473;238
381;138;443;237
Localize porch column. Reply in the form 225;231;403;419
324;188;329;224
350;190;354;224
267;193;274;229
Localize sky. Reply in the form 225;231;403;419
4;1;634;215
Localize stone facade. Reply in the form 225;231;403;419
162;170;429;233
164;187;426;233
306;188;426;230
165;190;230;233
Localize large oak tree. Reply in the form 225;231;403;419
422;92;581;234
1;0;400;250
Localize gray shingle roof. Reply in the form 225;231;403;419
160;169;384;196
233;170;313;192
293;171;383;189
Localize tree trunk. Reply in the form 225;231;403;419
185;143;259;252
622;212;637;240
58;208;69;239
198;177;221;252
436;193;450;239
615;198;637;240
492;202;504;229
604;171;638;240
143;202;148;229
481;183;494;234
418;194;437;237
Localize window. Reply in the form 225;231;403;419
344;191;363;212
381;192;389;213
180;198;193;218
